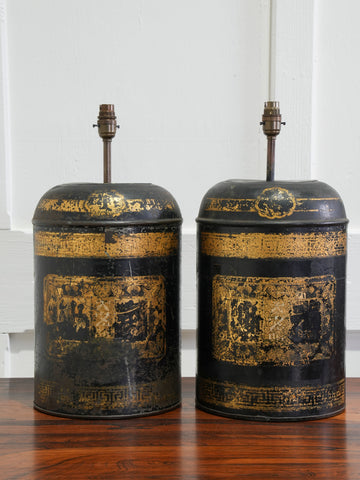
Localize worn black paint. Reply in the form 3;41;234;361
33;183;182;418
196;180;348;421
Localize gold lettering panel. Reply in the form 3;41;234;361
201;231;346;258
212;275;336;366
35;231;178;258
197;377;345;413
43;274;166;361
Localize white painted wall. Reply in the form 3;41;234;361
1;0;360;376
311;0;360;330
7;0;270;232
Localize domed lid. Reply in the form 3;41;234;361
197;179;347;225
33;182;181;226
33;104;181;226
198;102;347;226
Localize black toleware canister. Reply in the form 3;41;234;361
33;105;182;418
196;102;347;421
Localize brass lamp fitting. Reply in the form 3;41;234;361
260;101;285;181
93;104;119;183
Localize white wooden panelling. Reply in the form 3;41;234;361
311;0;360;230
0;0;10;228
345;331;360;378
346;231;360;331
181;329;197;377
8;331;34;377
181;231;196;330
0;334;10;376
0;230;33;333
269;0;315;181
6;0;270;233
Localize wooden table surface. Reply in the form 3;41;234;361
1;378;360;479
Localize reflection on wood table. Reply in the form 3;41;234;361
0;378;359;479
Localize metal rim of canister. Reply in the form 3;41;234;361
196;217;348;226
33;217;183;227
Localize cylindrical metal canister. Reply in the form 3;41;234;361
196;103;348;421
33;106;182;418
33;184;182;418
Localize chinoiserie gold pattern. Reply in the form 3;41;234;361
197;377;345;412
43;274;166;361
212;275;335;366
205;194;339;217
35;231;178;258
38;191;175;216
255;187;296;219
37;375;178;411
201;231;346;258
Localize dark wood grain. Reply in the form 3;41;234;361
0;378;359;479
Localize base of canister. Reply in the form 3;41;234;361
196;401;345;422
34;401;181;419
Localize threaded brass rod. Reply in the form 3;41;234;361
260;101;285;182
93;104;118;184
266;137;276;181
103;140;111;183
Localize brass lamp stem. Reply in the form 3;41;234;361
93;104;119;183
260;101;285;181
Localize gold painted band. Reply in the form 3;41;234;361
197;377;345;412
35;231;178;258
38;197;175;216
205;197;340;213
201;231;346;259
